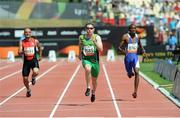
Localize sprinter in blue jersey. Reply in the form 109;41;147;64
119;24;146;98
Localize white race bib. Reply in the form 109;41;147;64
127;43;138;53
24;47;35;55
83;46;95;56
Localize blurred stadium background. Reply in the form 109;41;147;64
0;0;180;106
0;0;179;59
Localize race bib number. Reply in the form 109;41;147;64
24;47;35;55
83;46;95;56
127;43;138;53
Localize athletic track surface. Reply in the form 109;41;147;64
0;58;179;117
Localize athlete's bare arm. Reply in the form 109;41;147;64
137;35;146;54
93;35;103;52
35;39;42;61
78;37;82;60
18;40;23;55
119;34;128;54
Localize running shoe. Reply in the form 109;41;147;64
31;77;36;85
26;90;31;97
132;92;137;98
127;73;134;78
85;88;90;96
91;94;95;102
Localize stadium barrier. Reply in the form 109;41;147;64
154;59;180;100
162;62;178;81
154;59;164;76
154;59;178;81
173;71;180;100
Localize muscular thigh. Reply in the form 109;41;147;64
22;61;31;76
91;62;99;78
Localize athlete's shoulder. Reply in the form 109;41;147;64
122;33;129;41
93;34;101;40
79;34;84;40
136;34;141;40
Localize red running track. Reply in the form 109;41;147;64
0;58;179;117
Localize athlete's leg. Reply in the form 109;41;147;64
84;64;91;89
31;60;39;85
82;60;92;90
91;77;97;94
22;62;31;97
82;62;91;96
23;76;30;91
132;67;139;98
91;77;97;102
124;57;134;78
32;67;39;77
90;62;99;102
132;58;140;98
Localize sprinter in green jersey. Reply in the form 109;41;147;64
79;23;103;102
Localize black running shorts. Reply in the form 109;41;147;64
22;59;39;76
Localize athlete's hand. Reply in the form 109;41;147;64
78;55;82;60
18;51;23;55
118;47;126;54
38;56;42;61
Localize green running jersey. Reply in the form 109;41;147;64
79;34;99;63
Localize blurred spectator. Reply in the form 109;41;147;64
166;29;177;51
169;18;177;31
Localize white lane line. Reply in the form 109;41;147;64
102;64;122;118
0;70;21;81
49;64;81;118
0;62;20;70
0;60;45;82
0;63;59;106
140;72;180;107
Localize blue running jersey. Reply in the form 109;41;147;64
124;34;140;75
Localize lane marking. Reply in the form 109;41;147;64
0;70;21;81
49;64;81;118
0;62;21;70
140;72;180;107
102;64;122;118
0;63;59;106
0;60;45;82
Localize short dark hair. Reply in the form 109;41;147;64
128;24;136;31
85;23;94;28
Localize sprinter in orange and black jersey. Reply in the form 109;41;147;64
19;28;42;97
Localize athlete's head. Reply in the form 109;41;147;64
85;23;95;35
128;24;136;37
24;28;32;38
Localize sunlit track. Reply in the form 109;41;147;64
0;60;82;117
0;61;21;71
52;62;119;117
104;60;180;117
0;59;66;104
0;59;45;82
0;70;21;81
49;64;81;118
102;63;122;118
0;58;179;117
0;60;61;106
0;59;80;107
0;59;21;66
